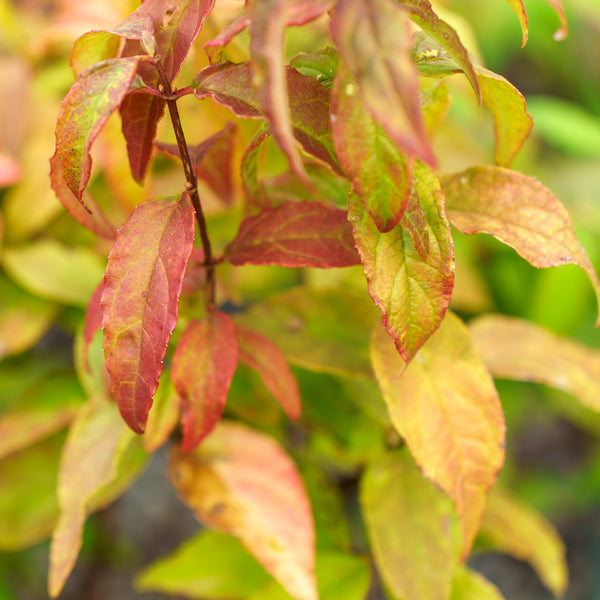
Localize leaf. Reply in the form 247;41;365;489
143;376;181;452
82;280;104;371
52;57;143;206
480;485;568;597
170;422;317;600
402;0;480;101
469;315;600;413
441;165;600;324
360;448;461;600
451;566;506;600
350;162;454;362
1;240;105;307
102;194;195;434
235;288;378;377
225;202;360;268
370;312;506;556
476;66;532;167
504;0;528;46
119;0;216;182
332;63;412;233
290;47;339;87
544;0;568;40
236;325;301;420
171;312;239;451
48;400;138;597
331;0;434;164
135;530;271;598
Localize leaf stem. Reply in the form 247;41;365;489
154;58;215;310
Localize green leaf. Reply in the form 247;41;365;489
361;448;461;600
371;312;505;556
442;165;600;325
451;566;506;600
350;162;454;362
290;47;339;87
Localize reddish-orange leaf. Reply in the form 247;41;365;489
236;325;301;420
331;0;434;165
52;56;143;204
171;312;239;451
102;194;195;434
169;421;317;600
332;63;412;233
350;162;454;362
371;312;506;557
442;165;600;325
469;315;600;413
225;201;360;268
504;0;529;46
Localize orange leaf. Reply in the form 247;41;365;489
169;421;317;600
371;312;505;556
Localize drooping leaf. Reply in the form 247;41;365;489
142;376;181;452
371;312;506;556
504;0;528;46
332;63;412;233
480;485;568;597
225;202;360;268
469;315;600;413
331;0;434;164
350;162;454;362
451;566;506;600
543;0;568;40
476;66;532;167
171;311;238;451
48;400;140;598
442;165;600;324
119;0;216;182
52;57;143;206
361;448;461;600
169;421;317;600
236;325;301;420
204;13;251;63
102;194;195;434
82;280;103;371
402;0;480;101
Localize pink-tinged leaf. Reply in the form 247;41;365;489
544;0;568;40
155;121;237;205
332;63;412;233
48;401;133;597
331;0;434;165
169;421;317;600
204;13;250;63
52;56;143;203
82;280;104;371
441;165;600;324
350;162;454;362
371;312;506;556
361;449;461;600
0;151;22;187
469;315;600;413
225;201;361;268
236;325;301;420
504;0;528;46
49;153;116;239
476;66;532;167
171;312;238;451
402;0;480;101
480;486;568;597
102;194;195;434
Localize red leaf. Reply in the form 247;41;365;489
236;325;301;420
350;162;454;362
225;201;361;268
102;194;195;434
331;0;434;165
52;56;143;204
82;280;104;371
171;312;239;451
204;13;250;63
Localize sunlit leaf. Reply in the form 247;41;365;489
451;566;506;600
236;325;301;420
102;194;195;434
504;0;528;46
225;201;360;268
480;485;568;597
331;0;434;164
143;376;180;452
350;162;454;362
442;165;600;324
332;63;412;233
171;311;239;451
361;448;461;600
169;421;317;600
469;315;600;413
371;312;505;556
